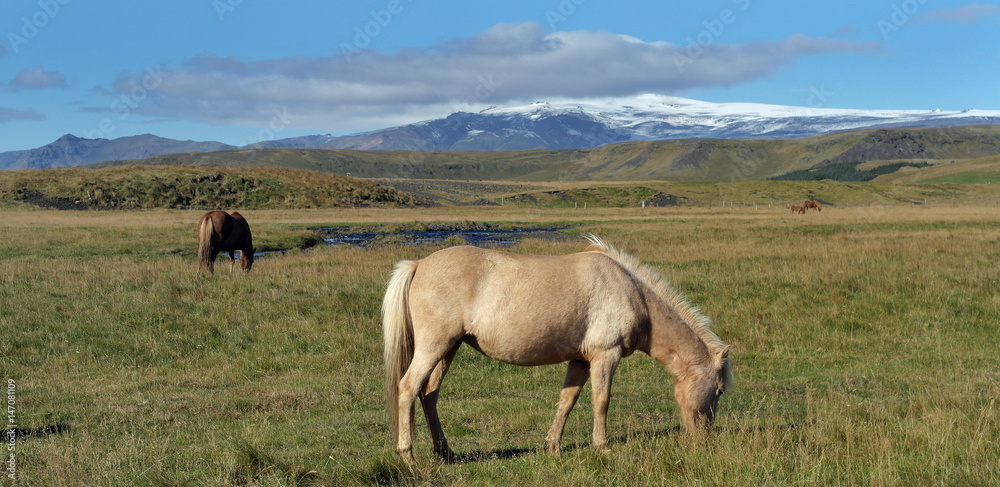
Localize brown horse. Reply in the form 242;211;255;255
790;205;806;214
197;211;255;274
383;235;731;467
804;200;821;212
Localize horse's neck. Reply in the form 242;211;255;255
643;297;712;377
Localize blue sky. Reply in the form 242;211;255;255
1;0;998;153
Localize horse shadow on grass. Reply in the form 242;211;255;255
447;422;803;464
450;446;537;463
445;426;681;464
15;423;71;439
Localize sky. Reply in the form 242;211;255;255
1;0;998;153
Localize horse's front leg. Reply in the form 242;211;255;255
588;350;622;450
228;251;236;273
545;360;590;455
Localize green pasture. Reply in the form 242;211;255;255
2;204;999;486
921;172;1000;184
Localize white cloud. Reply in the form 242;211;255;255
915;4;1000;24
10;66;68;90
105;22;880;133
0;107;45;123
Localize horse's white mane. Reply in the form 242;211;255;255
583;234;729;356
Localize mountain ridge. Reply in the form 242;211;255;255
5;95;1000;170
1;134;236;170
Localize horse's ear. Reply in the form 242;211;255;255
718;346;730;362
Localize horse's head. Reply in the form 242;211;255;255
241;248;255;273
675;346;730;431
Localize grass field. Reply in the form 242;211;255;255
921;172;1000;184
2;203;999;486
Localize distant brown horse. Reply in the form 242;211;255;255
804;200;821;212
790;205;806;214
197;211;255;274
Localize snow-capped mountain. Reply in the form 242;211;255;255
257;94;1000;152
376;95;1000;149
4;95;1000;169
500;95;1000;137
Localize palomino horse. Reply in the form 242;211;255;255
804;200;821;212
197;211;255;274
790;205;806;214
383;235;731;466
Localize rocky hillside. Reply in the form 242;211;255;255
812;127;1000;168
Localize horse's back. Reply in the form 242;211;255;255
408;246;646;365
202;210;252;250
227;212;252;241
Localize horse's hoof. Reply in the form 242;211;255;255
397;449;416;469
435;447;459;463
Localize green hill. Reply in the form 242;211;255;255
871;155;1000;184
9;126;1000;210
375;178;1000;208
90;125;1000;182
0;166;417;210
4;165;1000;210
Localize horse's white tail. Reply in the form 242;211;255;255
383;259;418;443
197;216;216;274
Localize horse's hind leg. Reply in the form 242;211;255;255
545;360;590;455
396;340;458;466
207;250;220;274
420;343;461;462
